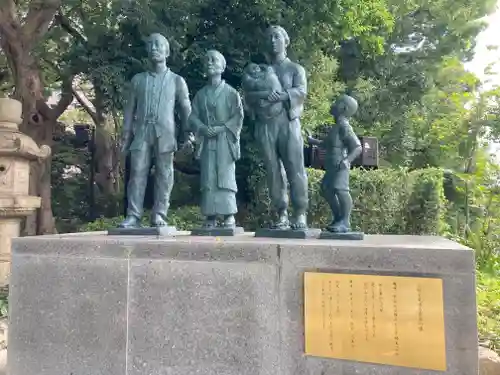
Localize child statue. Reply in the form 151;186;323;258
308;94;362;235
188;50;244;233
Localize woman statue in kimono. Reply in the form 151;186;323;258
189;50;244;229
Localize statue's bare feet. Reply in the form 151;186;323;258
202;217;217;229
223;215;236;229
151;214;167;227
272;212;290;230
291;213;308;230
119;216;140;228
328;221;349;233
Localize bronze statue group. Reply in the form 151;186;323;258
119;26;363;238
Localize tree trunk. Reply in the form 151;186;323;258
0;0;68;235
94;113;118;196
90;86;119;197
36;121;57;235
0;38;55;234
56;13;120;201
17;76;56;236
1;40;73;234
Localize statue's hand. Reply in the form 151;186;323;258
179;139;194;152
268;90;288;102
213;125;226;134
206;127;217;137
121;136;131;154
338;159;350;170
199;126;210;136
186;132;195;143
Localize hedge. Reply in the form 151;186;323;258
241;167;446;234
81;167;446;236
79;206;203;232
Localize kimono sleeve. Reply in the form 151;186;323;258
189;91;209;139
224;89;244;142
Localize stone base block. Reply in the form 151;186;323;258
319;231;364;240
107;226;177;237
9;234;477;375
191;226;244;236
255;227;321;239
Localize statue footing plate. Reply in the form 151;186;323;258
319;231;364;240
191;227;244;236
108;226;177;236
255;228;321;239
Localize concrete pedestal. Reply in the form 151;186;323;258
9;233;477;375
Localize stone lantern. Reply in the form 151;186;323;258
0;98;51;285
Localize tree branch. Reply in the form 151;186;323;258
22;0;62;48
0;0;16;23
37;56;74;118
52;75;74;118
0;0;19;42
72;86;98;124
54;11;86;44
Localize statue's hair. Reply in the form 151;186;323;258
147;33;170;52
336;94;358;117
206;49;226;70
267;25;290;46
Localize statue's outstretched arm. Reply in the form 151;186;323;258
176;76;193;142
121;75;138;152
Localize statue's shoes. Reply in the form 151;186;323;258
202;222;217;229
119;216;140;228
326;223;349;233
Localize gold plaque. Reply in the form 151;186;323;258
304;272;446;371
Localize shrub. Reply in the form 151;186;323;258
477;271;500;352
79;206;203;232
405;168;447;235
80;167;446;236
242;167;446;234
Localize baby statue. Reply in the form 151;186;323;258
242;63;284;121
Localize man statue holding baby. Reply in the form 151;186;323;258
242;25;309;230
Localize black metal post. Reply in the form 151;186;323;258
89;125;96;221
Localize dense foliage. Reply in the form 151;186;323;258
242;167;445;233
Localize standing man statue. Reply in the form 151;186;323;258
119;33;192;229
307;94;363;239
189;50;244;233
244;25;310;231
